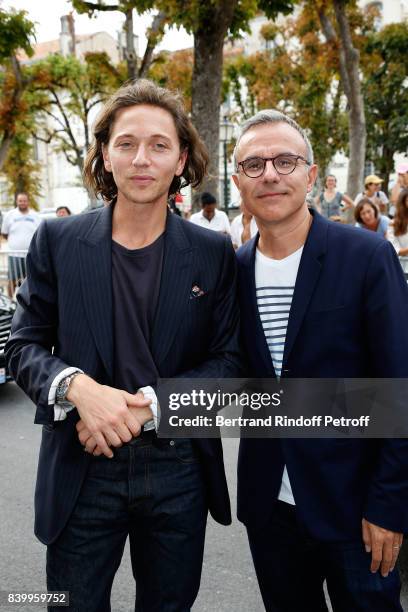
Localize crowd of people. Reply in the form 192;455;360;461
178;165;408;276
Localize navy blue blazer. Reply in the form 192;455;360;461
237;211;408;541
6;206;242;544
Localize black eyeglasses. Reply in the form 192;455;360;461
237;154;311;178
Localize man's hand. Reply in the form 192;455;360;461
76;403;153;456
362;518;403;577
67;374;152;458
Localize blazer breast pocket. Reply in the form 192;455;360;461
302;305;361;342
305;304;352;323
188;292;211;306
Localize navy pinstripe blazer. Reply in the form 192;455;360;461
6;205;242;544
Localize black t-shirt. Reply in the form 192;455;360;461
112;234;164;392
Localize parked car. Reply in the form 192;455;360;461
0;292;15;384
39;207;57;219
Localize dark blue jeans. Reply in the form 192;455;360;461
47;435;207;612
247;500;403;612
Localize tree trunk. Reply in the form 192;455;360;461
333;0;366;199
377;144;394;195
319;1;366;199
15;173;26;195
0;135;14;171
0;56;27;172
191;0;238;203
124;8;137;81
139;11;167;79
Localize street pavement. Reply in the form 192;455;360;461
0;382;406;611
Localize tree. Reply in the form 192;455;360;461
0;8;36;171
317;0;366;198
71;1;167;80
153;0;297;197
148;48;194;108
29;52;123;176
362;22;408;192
224;7;349;179
72;1;298;198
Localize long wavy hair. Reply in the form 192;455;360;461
84;79;209;202
393;189;408;236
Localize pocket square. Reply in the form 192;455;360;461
190;284;206;299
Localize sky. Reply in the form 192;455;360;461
4;0;193;54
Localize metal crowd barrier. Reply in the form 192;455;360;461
399;256;408;280
0;250;28;296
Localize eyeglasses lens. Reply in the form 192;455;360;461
242;155;297;177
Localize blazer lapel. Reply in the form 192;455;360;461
240;235;276;377
151;213;195;367
78;205;114;380
283;212;328;366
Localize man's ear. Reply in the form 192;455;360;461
307;164;318;193
175;149;188;177
232;173;240;190
102;144;112;173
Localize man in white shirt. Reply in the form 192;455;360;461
189;191;231;234
1;192;41;296
230;201;258;249
354;175;389;215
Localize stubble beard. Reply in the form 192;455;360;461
120;181;170;208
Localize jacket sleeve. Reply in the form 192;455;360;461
5;220;72;424
362;239;408;532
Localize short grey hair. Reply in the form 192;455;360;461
233;109;314;170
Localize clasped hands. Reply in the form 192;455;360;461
66;374;153;459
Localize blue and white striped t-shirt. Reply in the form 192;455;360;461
255;245;303;506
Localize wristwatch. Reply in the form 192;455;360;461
55;371;82;404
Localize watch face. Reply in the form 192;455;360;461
56;377;70;402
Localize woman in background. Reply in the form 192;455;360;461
354;198;389;238
315;174;354;223
56;206;72;217
388;189;408;272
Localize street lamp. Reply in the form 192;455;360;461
219;117;234;215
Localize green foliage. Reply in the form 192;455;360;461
0;8;36;61
72;0;155;15
0;8;38;197
72;0;297;39
148;49;193;108
150;0;297;36
1;50;124;199
362;22;408;187
224;6;349;175
3;129;41;207
258;0;298;19
27;52;124;171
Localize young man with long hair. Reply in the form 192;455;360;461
6;80;241;612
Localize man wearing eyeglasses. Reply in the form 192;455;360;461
233;109;408;611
